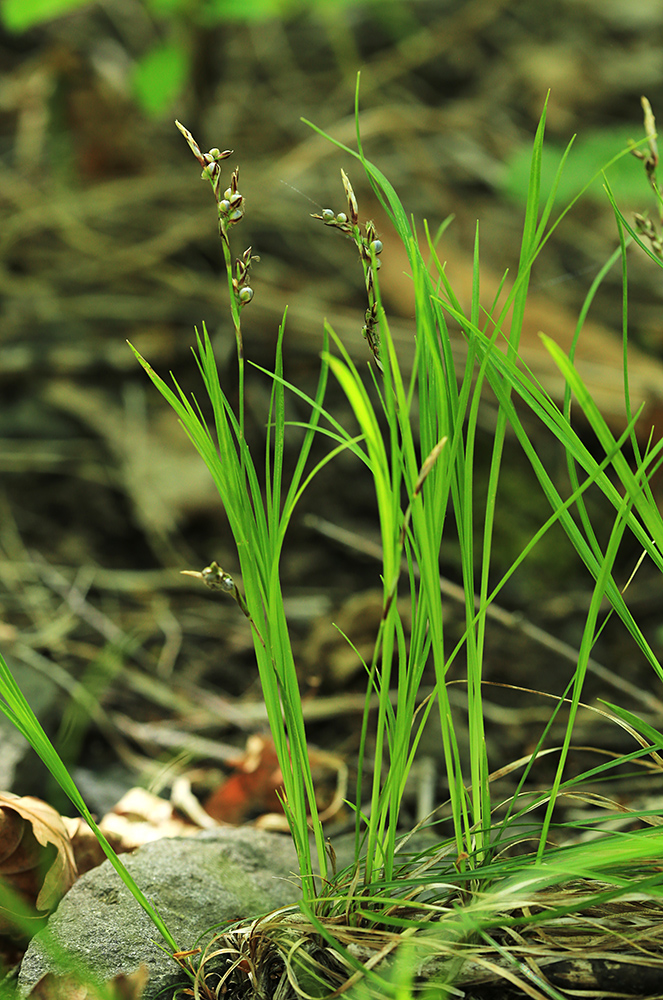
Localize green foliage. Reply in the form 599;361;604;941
1;0;92;31
132;42;190;118
0;0;405;116
195;0;390;20
198;0;299;19
501;126;648;206
0;651;179;952
145;0;194;13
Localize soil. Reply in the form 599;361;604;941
2;1;663;996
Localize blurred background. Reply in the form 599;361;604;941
1;0;663;833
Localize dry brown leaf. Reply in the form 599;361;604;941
60;816;125;877
204;735;348;828
63;787;204;876
27;964;148;999
98;787;204;848
0;792;77;935
204;735;284;825
27;975;90;1000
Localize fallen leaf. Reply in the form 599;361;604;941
27;964;148;999
204;735;284;824
63;787;205;875
0;792;77;936
60;817;124;877
27;974;89;1000
98;787;204;850
204;736;348;827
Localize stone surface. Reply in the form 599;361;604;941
18;827;304;999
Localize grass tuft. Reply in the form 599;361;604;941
3;88;663;997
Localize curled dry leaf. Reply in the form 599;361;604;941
0;791;77;935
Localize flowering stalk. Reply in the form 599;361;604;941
631;97;663;258
175;120;257;440
167;122;327;892
311;169;384;373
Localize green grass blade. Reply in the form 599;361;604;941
0;652;178;951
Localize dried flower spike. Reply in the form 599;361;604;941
311;171;384;373
176;120;257;352
176;121;232;202
631;97;663;257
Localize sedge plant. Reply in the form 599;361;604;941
137;90;663;996
4;87;663;998
156;91;663;995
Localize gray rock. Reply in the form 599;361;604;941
18;827;304;999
